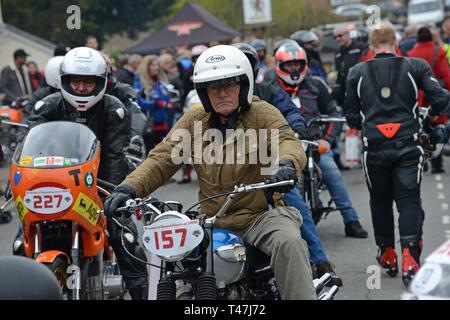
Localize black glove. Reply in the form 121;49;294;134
104;184;136;218
294;125;323;141
264;160;298;205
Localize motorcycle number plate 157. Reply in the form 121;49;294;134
24;187;73;214
142;218;204;258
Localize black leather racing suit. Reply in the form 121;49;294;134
344;53;450;249
27;92;149;296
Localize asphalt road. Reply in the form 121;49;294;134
1;157;450;300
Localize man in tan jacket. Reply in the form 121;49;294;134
105;45;316;300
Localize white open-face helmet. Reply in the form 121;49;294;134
60;47;107;111
44;56;64;90
193;45;254;113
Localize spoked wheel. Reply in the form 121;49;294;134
46;256;70;299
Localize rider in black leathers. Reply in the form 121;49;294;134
19;47;149;299
344;24;450;286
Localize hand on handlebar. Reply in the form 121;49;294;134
294;125;322;141
317;139;331;154
104;184;136;218
264;161;297;206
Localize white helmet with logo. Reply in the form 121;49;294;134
193;45;254;113
60;47;107;111
44;56;64;90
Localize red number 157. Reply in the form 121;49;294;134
154;228;187;250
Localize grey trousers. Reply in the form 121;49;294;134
242;206;317;300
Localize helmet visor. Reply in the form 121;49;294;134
280;60;307;78
61;74;106;98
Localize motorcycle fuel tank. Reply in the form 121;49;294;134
213;229;246;289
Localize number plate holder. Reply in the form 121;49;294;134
142;216;204;260
24;187;73;214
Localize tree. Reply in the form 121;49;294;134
2;0;174;47
172;0;339;39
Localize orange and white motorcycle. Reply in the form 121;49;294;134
9;121;124;300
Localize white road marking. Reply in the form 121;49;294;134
435;175;442;181
443;216;450;225
437;183;444;190
442;203;449;211
438;193;446;200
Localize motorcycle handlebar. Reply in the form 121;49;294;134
298;139;320;147
97;179;117;192
313;272;331;295
307;116;346;127
0;120;29;128
232;180;295;193
318;285;339;300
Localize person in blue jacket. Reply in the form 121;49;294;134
233;42;343;286
136;55;172;151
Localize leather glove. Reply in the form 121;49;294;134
264;160;298;205
294;125;315;141
294;125;323;141
104;184;136;218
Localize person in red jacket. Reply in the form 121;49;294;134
360;46;406;62
408;26;450;173
408;27;450;90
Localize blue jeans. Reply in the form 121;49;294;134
318;151;359;224
284;186;328;265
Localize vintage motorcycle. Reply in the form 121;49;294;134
297;116;350;225
116;180;339;300
9;121;124;300
402;239;450;300
0;97;27;166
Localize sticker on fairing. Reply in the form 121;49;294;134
15;196;29;222
73;193;100;226
33;156;64;167
19;156;33;166
84;172;94;188
64;158;80;166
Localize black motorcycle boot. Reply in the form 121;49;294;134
401;238;422;287
376;246;398;277
345;221;368;238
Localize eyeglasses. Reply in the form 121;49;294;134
70;78;96;87
333;34;346;39
206;81;240;95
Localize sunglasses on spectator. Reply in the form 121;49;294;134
334;34;346;39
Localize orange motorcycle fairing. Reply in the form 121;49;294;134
36;250;71;264
11;150;108;258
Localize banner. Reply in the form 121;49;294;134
242;0;272;25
